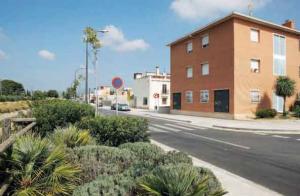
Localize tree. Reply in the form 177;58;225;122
47;89;59;98
1;79;25;95
275;76;296;116
32;90;46;100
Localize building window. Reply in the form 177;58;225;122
187;42;193;53
201;63;209;75
162;84;167;94
273;34;286;76
162;97;167;105
250;59;260;73
143;97;148;105
185;91;193;103
250;90;260;103
200;90;209;103
186;67;193;78
202;34;209;48
250;29;259;42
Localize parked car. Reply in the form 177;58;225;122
111;103;131;111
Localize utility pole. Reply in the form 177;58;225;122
85;41;89;103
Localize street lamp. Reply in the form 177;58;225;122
94;29;108;116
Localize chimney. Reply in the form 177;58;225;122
133;73;142;79
282;19;295;29
155;66;160;76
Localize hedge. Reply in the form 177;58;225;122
32;99;94;136
255;108;277;118
76;116;149;146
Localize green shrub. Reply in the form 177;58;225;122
294;105;300;118
138;164;226;196
32;100;94;136
255;108;277;118
76;116;149;146
5;134;81;195
73;173;135;196
50;125;95;148
71;145;136;182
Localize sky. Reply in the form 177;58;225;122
0;0;299;92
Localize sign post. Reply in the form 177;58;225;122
112;77;124;116
153;93;160;111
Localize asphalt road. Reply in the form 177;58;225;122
100;108;300;196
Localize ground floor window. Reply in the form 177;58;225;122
162;97;167;105
250;90;260;103
185;91;193;103
143;97;148;105
200;90;209;103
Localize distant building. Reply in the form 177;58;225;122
133;66;171;110
94;86;132;106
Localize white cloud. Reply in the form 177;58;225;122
101;25;149;52
0;50;7;60
38;50;56;60
170;0;271;21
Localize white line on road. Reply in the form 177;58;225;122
297;139;300;141
149;126;168;133
151;124;181;132
271;135;290;139
182;132;251;150
165;123;194;131
253;132;267;136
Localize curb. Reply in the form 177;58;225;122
212;125;300;133
150;139;282;196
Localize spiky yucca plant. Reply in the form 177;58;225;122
50;125;94;148
138;164;226;196
276;76;296;116
8;134;81;195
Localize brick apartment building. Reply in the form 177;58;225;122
169;12;300;119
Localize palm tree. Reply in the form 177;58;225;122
275;76;296;116
7;134;81;195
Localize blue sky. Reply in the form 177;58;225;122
0;0;299;92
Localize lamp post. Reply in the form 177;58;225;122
94;29;109;116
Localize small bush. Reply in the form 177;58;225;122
255;108;277;118
294;105;300;118
73;173;135;196
76;116;149;146
71;145;136;182
50;125;95;148
138;164;226;196
32;100;94;136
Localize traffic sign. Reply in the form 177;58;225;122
153;93;159;98
112;77;123;89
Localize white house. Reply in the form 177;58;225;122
133;66;171;110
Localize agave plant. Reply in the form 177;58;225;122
138;164;226;196
50;125;94;148
8;134;81;195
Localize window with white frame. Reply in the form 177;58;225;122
250;90;260;103
273;34;286;76
201;63;209;75
185;91;193;103
200;90;209;103
187;42;193;53
186;67;193;78
250;29;259;42
202;34;209;48
250;59;260;73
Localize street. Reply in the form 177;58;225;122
100;108;300;196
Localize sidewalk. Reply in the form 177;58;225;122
151;140;282;196
127;108;300;133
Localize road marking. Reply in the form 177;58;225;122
182;132;251;150
176;123;206;130
296;139;300;141
271;135;290;139
165;123;194;131
149;126;168;133
151;124;181;132
253;132;267;136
